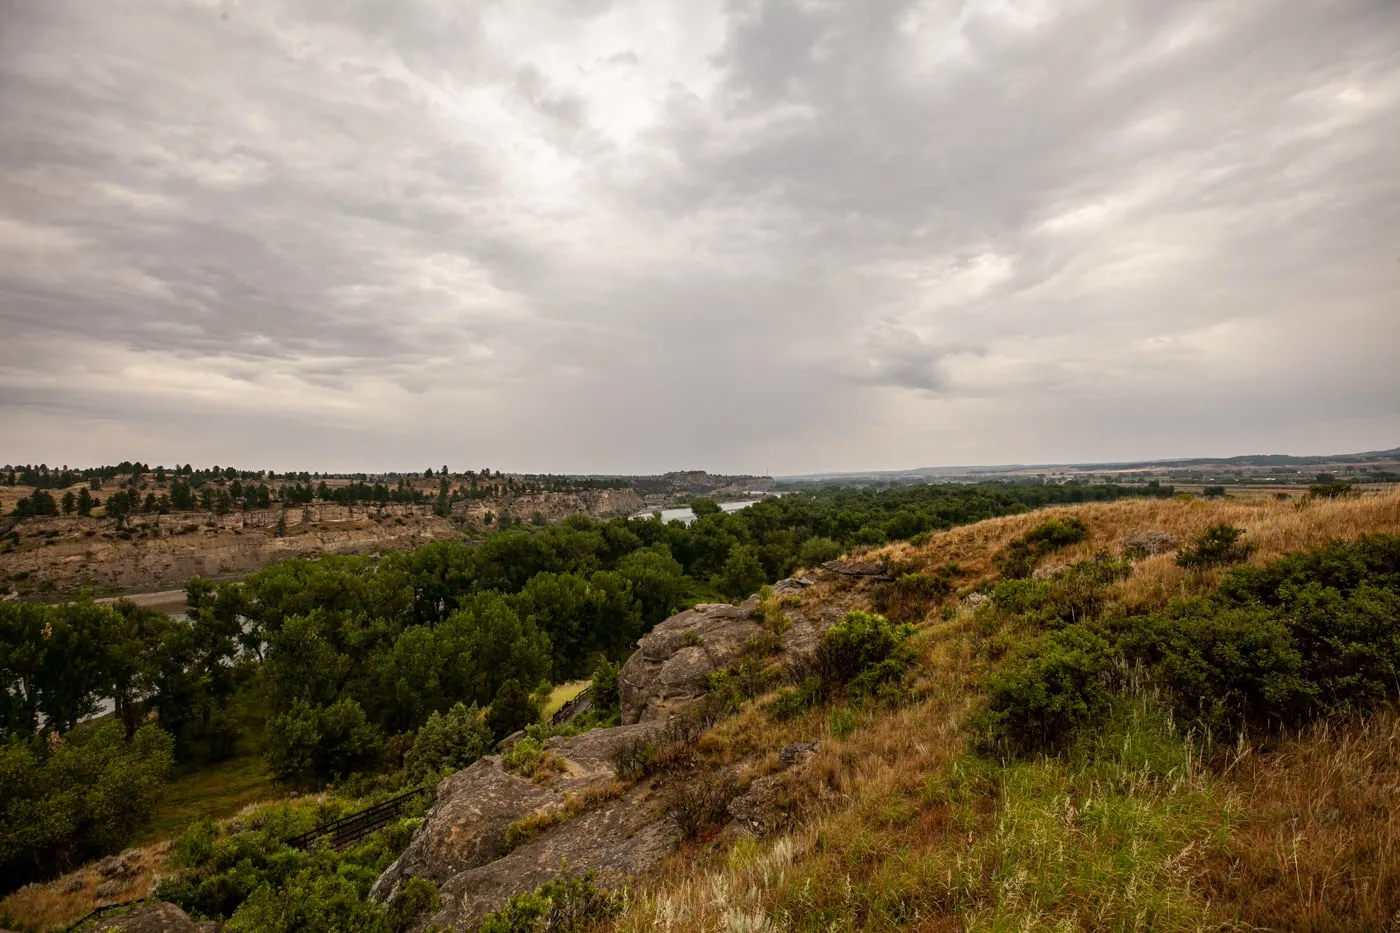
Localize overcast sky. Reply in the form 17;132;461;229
1;0;1397;475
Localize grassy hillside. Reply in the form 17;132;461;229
607;490;1400;931
5;490;1397;932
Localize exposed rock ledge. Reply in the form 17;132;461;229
617;575;835;725
373;723;675;931
91;902;221;932
374;573;845;930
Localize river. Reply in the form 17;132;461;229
631;496;775;525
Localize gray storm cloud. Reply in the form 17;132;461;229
0;0;1397;473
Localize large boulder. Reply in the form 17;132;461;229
371;759;557;902
372;721;671;926
426;784;676;930
376;578;840;929
619;581;831;725
619;598;765;724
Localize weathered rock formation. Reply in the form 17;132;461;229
91;902;220;932
373;722;675;930
3;489;647;598
618;577;831;725
820;557;894;580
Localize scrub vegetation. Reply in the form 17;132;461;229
7;483;1400;932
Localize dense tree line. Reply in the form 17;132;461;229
7;463;645;520
0;481;1170;892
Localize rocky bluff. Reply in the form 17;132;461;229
370;568;866;930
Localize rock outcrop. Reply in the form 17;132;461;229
430;785;675;930
375;577;841;929
618;578;831;724
91;902;220;932
373;722;675;930
618;597;764;725
820;557;894;580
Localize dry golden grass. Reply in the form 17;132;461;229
1210;710;1400;931
879;487;1400;613
614;616;985;932
0;842;171;932
608;488;1400;932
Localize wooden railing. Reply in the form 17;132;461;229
550;686;594;725
286;786;427;851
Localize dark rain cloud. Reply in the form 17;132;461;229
0;0;1396;473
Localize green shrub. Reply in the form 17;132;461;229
476;872;621;933
1123;535;1400;733
170;818;220;869
1120;602;1313;732
703;655;778;714
404;703;493;781
502;737;545;776
874;568;957;623
387;877;440;931
1176;523;1253;569
768;677;822;721
590;659;620;718
1215;533;1400;606
995;517;1089;579
156;796;426;927
0;722;174;892
1309;481;1357;499
987;554;1131;630
812;610;914;697
976;624;1117;754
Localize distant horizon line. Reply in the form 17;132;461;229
4;442;1398;482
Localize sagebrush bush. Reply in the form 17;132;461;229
610;735;654;781
811;610;914;698
1122;529;1180;557
662;769;739;839
983;535;1400;752
975;624;1117;754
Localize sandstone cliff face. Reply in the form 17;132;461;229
456;488;646;525
0;514;459;595
1;489;646;598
